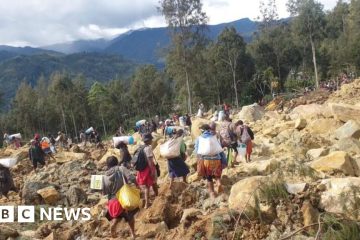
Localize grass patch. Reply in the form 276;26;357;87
322;214;360;240
258;179;289;204
339;185;360;220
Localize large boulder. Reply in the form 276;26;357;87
309;151;357;176
237;103;265;123
191;118;211;139
294;118;307;130
238;158;279;176
290;104;331;120
306;118;342;135
2;147;29;161
262;121;295;138
98;148;119;166
136;222;168;239
301;201;319;228
334;120;360;140
306;148;329;161
229;176;267;210
333;138;360;155
22;182;50;204
66;186;87;205
0;226;19;240
319;177;360;220
90;148;106;161
55;152;86;164
37;186;60;205
330;103;360;123
285;183;307;195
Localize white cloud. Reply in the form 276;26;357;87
0;0;340;47
78;24;129;40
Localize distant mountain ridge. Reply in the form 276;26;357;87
0;45;62;56
0;18;259;108
43;18;259;64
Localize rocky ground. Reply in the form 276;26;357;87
1;79;360;240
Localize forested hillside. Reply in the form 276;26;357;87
0;0;359;139
0;53;136;105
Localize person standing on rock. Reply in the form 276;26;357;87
29;139;46;173
166;129;190;189
195;124;226;198
236;120;254;163
136;133;158;209
102;156;137;239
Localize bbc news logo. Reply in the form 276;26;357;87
0;206;91;222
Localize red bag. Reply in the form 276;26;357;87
107;199;123;218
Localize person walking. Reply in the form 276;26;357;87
195;124;226;198
40;137;56;161
236;120;254;162
135;133;158;209
165;129;190;189
102;156;138;239
29;139;46;173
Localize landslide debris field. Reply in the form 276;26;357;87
1;79;360;240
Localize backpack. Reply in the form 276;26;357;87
241;127;252;143
132;146;148;171
219;121;233;147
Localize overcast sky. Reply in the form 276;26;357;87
0;0;339;47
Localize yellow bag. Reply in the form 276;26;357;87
116;184;141;211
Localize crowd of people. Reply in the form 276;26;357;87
0;109;255;239
101;111;254;238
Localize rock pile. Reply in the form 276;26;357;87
1;79;360;239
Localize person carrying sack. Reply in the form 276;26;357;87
40;137;56;162
102;156;138;239
163;129;190;189
237;120;254;163
195;124;226;198
134;133;158;209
